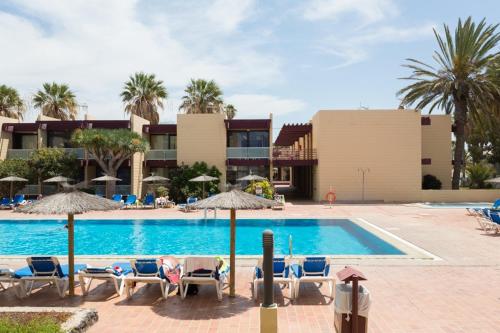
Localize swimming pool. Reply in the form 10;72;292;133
0;218;404;256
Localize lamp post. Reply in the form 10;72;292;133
260;229;277;333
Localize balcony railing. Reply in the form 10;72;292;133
7;148;87;159
146;149;177;160
227;147;270;159
272;147;317;160
6;149;34;159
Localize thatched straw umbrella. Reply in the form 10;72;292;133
486;177;500;184
142;175;169;195
91;175;122;198
189;174;218;198
44;176;73;192
237;174;267;182
0;176;28;199
192;190;275;297
16;186;121;296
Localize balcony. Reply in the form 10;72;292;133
272;147;317;166
227;147;270;159
146;149;177;160
7;148;87;159
6;149;34;159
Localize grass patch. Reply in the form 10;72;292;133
0;312;71;333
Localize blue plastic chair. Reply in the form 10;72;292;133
124;259;170;299
492;199;500;210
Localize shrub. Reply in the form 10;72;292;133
0;159;33;197
245;180;274;199
467;162;494;189
155;186;169;197
167;162;222;202
422;174;442;190
29;148;80;180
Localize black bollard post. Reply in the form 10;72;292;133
262;229;274;307
260;229;277;332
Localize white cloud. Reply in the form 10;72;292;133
225;94;306;118
0;0;280;121
303;0;398;24
319;24;435;69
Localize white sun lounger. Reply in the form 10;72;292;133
79;262;133;296
124;259;171;299
291;257;335;299
180;257;227;301
16;256;87;298
0;267;21;296
253;257;294;300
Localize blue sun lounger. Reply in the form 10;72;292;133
122;194;137;208
124;259;171;299
178;196;198;212
291;257;335;299
79;262;133;296
11;194;25;207
142;193;155;207
15;256;87;298
253;257;293;300
111;194;123;202
0;197;11;209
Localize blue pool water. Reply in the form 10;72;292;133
0;219;404;256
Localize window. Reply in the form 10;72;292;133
226;165;269;184
227;131;269;147
248;131;269;147
47;132;72;148
150;134;176;150
149;167;169;178
227;131;248;147
13;134;37;149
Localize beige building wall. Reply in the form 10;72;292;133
421;115;452;189
177;113;227;188
130;114;150;198
0;116;21;160
312;109;422;202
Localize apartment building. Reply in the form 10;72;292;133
0;109;453;202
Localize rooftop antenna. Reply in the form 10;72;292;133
80;103;88;118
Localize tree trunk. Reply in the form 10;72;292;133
452;99;467;190
107;169;118;198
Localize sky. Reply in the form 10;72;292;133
0;0;499;130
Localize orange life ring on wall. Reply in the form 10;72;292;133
325;190;336;204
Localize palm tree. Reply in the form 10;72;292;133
398;17;499;189
224;104;237;120
179;79;224;114
33;83;78;120
0;85;25;120
120;72;167;125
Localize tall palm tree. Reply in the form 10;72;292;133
398;17;499;189
179;79;224;114
224;104;237;120
33;83;78;120
0;85;25;120
120;72;167;125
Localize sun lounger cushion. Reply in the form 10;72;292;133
255;258;290;279
291;257;330;277
14;263;87;278
83;262;132;276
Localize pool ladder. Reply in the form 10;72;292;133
288;234;293;258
